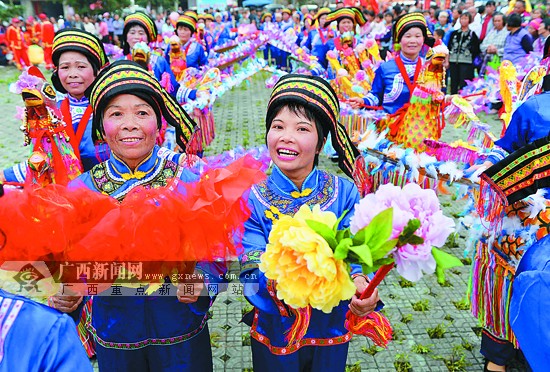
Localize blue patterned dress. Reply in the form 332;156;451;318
240;165;363;371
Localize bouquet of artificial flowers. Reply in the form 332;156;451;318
261;183;460;347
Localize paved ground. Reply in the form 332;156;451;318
0;65;530;371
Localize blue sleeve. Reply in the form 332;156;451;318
363;66;384;106
443;30;451;46
164;44;171;64
153;58;180;98
494;104;531;153
37;314;93;372
3;162;27;183
304;32;312;51
239;202;281;315
198;45;208;67
521;34;533;53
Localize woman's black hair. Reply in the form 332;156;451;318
507;13;522;28
265;102;326;167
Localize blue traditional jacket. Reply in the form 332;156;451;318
72;145;226;349
303;28;335;69
164;40;208;69
211;23;232;47
3;95;110;183
484;92;550;164
240;165;362;355
0;289;92;371
363;53;422;114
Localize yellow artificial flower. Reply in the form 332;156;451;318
260;205;356;313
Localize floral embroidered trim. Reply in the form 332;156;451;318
90;158;178;200
249;308;352;355
241;249;263;271
267;279;289;317
252;171;338;217
0;299;23;363
84;298;210;350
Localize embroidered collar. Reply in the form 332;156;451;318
268;165;319;197
399;52;419;65
108;145;161;180
67;94;89;105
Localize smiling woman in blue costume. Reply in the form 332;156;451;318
240;74;381;372
0;28;110;184
303;8;334;70
164;14;208;70
120;12;179;98
70;60;221;371
348;12;434;114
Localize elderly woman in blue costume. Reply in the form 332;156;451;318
1;28;109;187
240;74;381;371
325;7;370;81
120;11;179;98
303;7;334;70
348;13;434;114
164;15;208;71
69;60;222;370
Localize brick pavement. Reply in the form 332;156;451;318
0;65;529;371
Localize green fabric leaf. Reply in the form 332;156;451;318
348;243;373;267
334;238;353;260
397;219;425;247
363;208;394;252
432;247;463;284
333;209;349;231
306;219;337;249
371;239;398;261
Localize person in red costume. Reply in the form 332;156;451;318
6;17;30;70
39;13;55;70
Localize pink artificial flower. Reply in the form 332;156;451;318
350;183;455;282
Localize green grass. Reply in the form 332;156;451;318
400;314;413;324
411;343;432;354
412;299;430;312
361;344;382;356
394;353;413;372
453;298;470;310
427;323;447;339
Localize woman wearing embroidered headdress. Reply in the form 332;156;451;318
349;13;435;114
240;74;381;371
120;11;179;98
303;7;334;69
464;37;550;372
325;7;371;81
71;60;220;370
164;14;208;70
1;28;110;185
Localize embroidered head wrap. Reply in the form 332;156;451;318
281;8;292;16
325;7;366;27
184;10;199;22
204;13;214;21
393;12;433;50
176;15;197;34
87;60;198;152
266;74;360;178
51;28;108;93
122;12;158;55
478;135;550;221
261;12;273;22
